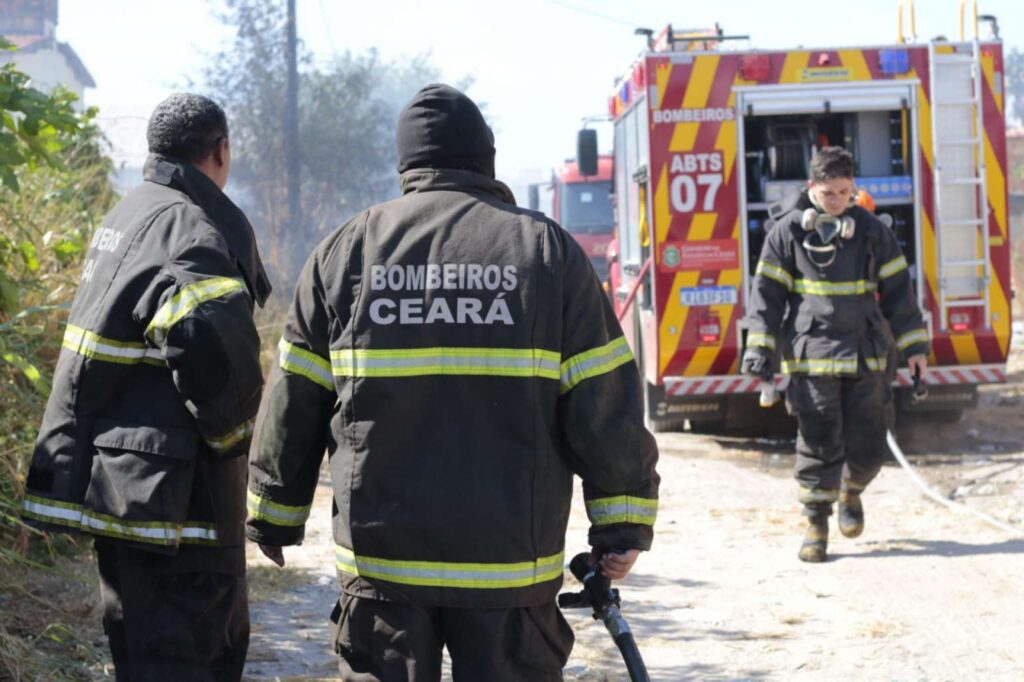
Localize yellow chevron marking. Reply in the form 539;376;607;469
950;329;982;364
654;163;672;244
669;55;719;153
779;52;808;83
659;271;700;373
916;79;934;169
688;213;718;241
837;50;873;80
984;131;1011;356
684;261;741;377
920;206;940;312
655;61;673;110
980;51;1003;113
715;92;738;186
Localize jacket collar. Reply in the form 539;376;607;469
398;167;516;205
144;154;272;307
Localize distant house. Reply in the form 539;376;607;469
0;0;95;110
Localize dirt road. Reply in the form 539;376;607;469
243;383;1024;681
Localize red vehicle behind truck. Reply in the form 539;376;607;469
530;155;615;281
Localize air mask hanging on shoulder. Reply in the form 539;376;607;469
799;208;855;268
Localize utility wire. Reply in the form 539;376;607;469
542;0;639;29
316;0;336;54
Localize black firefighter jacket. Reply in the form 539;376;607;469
22;155;271;570
746;190;929;377
247;168;660;609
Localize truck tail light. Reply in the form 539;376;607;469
949;308;973;333
699;315;721;344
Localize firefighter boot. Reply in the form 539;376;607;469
838;488;865;538
798;504;831;563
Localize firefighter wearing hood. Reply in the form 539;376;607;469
743;147;928;563
246;84;659;679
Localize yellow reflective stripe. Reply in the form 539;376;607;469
747;332;776;351
560;336;633;394
782;358;859;375
585;495;658;526
21;494;217;546
330;347;561;379
334;546;565;589
865;356;888;372
793;279;877;296
62;324;163;365
797;486;839;504
205;418;255;454
146;277;245;340
246;490;311;527
879;255;909;280
279;339;333;390
897;328;928;351
755;261;794;290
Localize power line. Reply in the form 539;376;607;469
542;0;639;29
316;0;336;54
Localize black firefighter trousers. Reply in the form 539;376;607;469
94;539;249;681
330;592;574;681
786;372;889;507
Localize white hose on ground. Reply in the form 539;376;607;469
886;430;1024;538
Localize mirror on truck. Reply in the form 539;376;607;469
577;129;598;176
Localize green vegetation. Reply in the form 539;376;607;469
0;38;117;680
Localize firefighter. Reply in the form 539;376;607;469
743;147;928;563
21;93;271;679
246;83;659;681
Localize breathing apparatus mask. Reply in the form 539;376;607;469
799;206;855;268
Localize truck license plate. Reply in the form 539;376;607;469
679;286;738;307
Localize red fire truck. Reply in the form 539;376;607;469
592;11;1011;431
530;155;615;281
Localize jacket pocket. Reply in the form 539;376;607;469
82;419;201;546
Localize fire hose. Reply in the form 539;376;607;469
558;552;650;682
885;372;1024;537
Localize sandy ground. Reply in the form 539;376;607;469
242;335;1024;681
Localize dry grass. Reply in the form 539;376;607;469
857;617;906;639
0;547;109;680
246;564;315;603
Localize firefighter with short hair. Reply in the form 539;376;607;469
743;147;928;563
246;83;659;680
21;93;270;679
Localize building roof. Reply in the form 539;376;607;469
2;34;95;88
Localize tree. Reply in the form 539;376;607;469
202;0;473;281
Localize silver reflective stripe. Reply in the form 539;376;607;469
755;261;794;290
278;339;333;390
335;546;565;589
146;277;246;340
747;332;776;350
247;490;311;527
62;325;164;366
897;329;929;350
205;418;255;454
21;495;217;545
879;255;909;280
560;337;634;394
585;495;658;526
330;348;561;379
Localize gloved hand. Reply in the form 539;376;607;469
741;348;773;380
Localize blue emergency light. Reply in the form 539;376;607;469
879;49;910;75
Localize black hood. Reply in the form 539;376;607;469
396;83;495;178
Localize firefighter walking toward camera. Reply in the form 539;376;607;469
742;147;928;563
